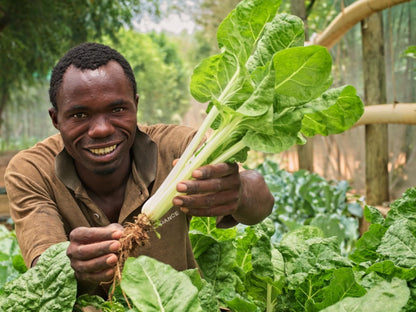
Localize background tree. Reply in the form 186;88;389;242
0;0;160;132
103;29;190;125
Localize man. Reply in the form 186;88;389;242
5;42;274;297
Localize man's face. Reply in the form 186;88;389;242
49;61;138;176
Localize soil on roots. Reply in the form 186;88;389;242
109;213;155;302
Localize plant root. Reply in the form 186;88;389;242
108;213;155;303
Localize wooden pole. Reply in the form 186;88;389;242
360;13;390;234
314;0;412;49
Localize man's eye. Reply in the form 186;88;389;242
72;112;87;119
113;107;125;113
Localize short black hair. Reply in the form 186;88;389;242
49;42;137;109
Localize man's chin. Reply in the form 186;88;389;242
92;166;117;175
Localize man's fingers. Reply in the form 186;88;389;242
177;174;240;194
67;240;120;261
71;252;118;273
173;189;239;209
192;162;238;179
74;266;116;283
69;224;123;244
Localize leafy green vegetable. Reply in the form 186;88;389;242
141;0;364;223
120;256;204;312
256;159;361;255
321;278;409;312
0;241;76;312
0;225;27;291
2;185;416;311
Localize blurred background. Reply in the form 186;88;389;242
0;0;415;201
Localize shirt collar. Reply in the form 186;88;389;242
55;127;158;193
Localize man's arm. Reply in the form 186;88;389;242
173;162;274;225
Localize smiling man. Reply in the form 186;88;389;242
4;42;274;297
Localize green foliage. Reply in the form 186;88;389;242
141;0;363;222
0;226;26;291
256;159;361;255
2;185;416;311
0;241;76;312
0;0;160;128
1;81;57;151
102;29;190;124
403;46;416;60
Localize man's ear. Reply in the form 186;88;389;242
48;107;59;130
135;94;139;109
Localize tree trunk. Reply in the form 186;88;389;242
0;88;8;138
360;13;390;234
291;0;314;171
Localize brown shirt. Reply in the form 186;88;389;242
5;124;200;270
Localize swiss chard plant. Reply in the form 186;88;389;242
115;0;364;291
256;159;362;255
2;184;416;311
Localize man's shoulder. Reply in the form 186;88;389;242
6;133;63;172
139;124;196;139
138;124;197;147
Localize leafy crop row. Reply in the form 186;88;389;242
1;165;416;311
257;159;362;255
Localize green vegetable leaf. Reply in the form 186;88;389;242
121;256;203;312
363;204;385;225
217;0;281;63
376;218;416;268
0;242;76;312
385;187;416;227
321;278;410;312
366;260;416;281
315;268;366;309
247;13;305;70
349;223;387;264
301;85;364;136
274;45;332;102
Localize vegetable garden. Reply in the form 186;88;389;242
1;162;416;311
0;0;415;311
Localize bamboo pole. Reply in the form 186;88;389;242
354;103;416;126
313;0;412;49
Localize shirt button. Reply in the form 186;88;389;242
93;213;100;220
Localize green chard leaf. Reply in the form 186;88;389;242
349;223;387;264
247;13;305;71
0;242;76;312
301;85;365;136
315;268;366;310
320;278;410;312
376;218;416;268
385;187;416;227
274;45;333;102
366;260;416;281
364;204;385;225
121;256;203;312
217;0;281;63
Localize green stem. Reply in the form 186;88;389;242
210;140;246;164
142;114;240;221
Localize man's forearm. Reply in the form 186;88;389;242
232;170;274;225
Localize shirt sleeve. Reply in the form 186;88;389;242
5;151;68;268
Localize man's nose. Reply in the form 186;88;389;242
88;115;115;137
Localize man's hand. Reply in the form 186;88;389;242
172;162;274;225
66;223;123;291
173;162;241;217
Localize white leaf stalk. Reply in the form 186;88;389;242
141;104;247;222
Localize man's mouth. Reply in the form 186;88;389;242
89;144;117;156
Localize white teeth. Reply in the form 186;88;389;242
89;145;117;155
